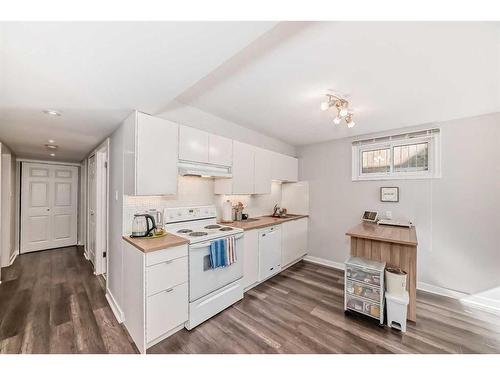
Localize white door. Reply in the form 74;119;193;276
88;155;97;264
21;163;78;253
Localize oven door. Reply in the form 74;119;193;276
189;233;244;302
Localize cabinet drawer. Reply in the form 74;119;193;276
146;245;188;267
345;265;381;286
146;282;188;343
346;279;381;302
146;256;188;296
346;294;381;319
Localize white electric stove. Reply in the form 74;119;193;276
164;205;244;330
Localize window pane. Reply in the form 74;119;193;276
361;148;390;174
393;142;428;172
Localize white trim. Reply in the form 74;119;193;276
105;290;124;323
303;255;345;270
304;256;500;315
16;158;81;167
8;251;18;266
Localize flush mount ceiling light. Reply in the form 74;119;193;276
320;93;355;128
45;144;58;150
43;109;61;116
49;153;55;157
48;139;56;143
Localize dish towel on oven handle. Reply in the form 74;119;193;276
209;237;237;269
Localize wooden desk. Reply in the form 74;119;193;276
346;222;418;322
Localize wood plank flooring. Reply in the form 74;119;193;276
2;247;499;354
0;246;137;354
148;261;500;354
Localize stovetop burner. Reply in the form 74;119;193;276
219;227;233;231
189;231;208;237
177;229;193;234
204;224;222;229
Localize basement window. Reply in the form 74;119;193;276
352;129;441;181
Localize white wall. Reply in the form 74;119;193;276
156;101;296;157
298;112;500;304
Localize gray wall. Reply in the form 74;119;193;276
298;112;500;298
1;144;16;267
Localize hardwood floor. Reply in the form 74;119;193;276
0;246;137;354
148;261;500;354
2;248;499;354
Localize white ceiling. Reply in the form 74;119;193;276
178;22;500;145
1;22;499;162
0;21;276;161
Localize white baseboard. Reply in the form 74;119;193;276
305;255;500;315
8;251;18;267
105;289;124;323
303;255;345;270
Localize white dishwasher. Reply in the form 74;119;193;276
258;225;282;281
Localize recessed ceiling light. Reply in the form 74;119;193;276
48;139;55;143
50;153;55;157
43;110;61;116
45;144;58;149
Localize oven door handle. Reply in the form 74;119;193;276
190;234;244;249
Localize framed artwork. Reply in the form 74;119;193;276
380;187;399;202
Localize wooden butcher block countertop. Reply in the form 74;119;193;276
122;233;189;253
224;214;309;231
346;222;418;246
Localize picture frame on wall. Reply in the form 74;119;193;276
380;187;399;202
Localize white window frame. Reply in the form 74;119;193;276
352;129;441;181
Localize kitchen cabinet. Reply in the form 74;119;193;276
214;140;255;194
254;147;272;194
179;126;233;167
271;152;299;182
243;229;259;290
122;241;188;353
281;217;308;267
258;225;282;281
179;126;209;163
209;134;233;166
123;111;178;196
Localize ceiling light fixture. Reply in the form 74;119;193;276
45;144;58;150
48;139;56;143
43;109;61;116
50;153;55;157
321;93;355;128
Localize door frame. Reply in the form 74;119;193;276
87;139;109;276
19;160;80;254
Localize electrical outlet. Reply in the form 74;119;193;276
385;211;392;219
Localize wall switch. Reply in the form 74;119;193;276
115;190;118;201
385;211;392;219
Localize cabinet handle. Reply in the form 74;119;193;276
165;288;174;293
164;260;174;265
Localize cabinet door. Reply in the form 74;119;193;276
282;218;308;267
146;282;188;343
232;141;255;194
136;113;178;195
209;134;232;166
254;147;272;194
271;152;298;182
178;126;209;163
243;230;259;290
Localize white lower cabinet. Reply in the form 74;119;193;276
242;229;259;290
122;241;188;353
147;283;188;343
282;218;308;267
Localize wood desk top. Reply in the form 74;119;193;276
346;222;418;246
122;233;189;253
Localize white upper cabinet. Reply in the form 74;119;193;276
179;126;209;163
208;134;232;167
124;111;178;196
214;140;255;195
271;152;298;182
254;147;272;194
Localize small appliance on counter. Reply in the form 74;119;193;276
377;218;413;228
147;208;165;235
131;213;156;238
362;210;378;223
271;204;288;218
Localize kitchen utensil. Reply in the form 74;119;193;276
131;213;156;237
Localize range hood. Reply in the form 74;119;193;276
178;160;232;178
